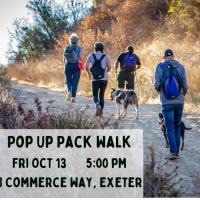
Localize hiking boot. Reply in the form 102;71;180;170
165;153;179;160
96;104;102;117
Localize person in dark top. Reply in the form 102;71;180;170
115;46;141;90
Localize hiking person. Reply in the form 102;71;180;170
154;49;188;160
115;46;141;90
84;42;111;117
64;33;83;103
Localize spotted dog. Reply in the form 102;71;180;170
110;88;139;119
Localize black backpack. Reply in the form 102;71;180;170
90;54;106;80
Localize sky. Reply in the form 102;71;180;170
0;0;65;65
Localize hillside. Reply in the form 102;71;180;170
6;0;200;111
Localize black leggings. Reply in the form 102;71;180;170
92;80;108;110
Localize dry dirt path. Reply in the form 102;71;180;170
12;84;200;197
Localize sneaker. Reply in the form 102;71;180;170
165;153;179;160
71;98;76;103
65;91;72;102
96;104;102;117
99;110;103;118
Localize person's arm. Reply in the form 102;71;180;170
63;48;66;64
107;55;112;72
181;66;188;96
63;55;66;65
114;55;121;72
84;54;91;80
115;59;119;70
136;55;141;69
79;48;83;64
154;64;161;93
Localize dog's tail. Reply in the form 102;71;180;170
184;127;192;130
182;122;192;130
126;90;135;96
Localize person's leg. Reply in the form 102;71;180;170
162;104;177;155
65;64;73;93
117;72;125;89
71;64;81;98
126;71;135;90
99;81;108;111
92;81;102;116
174;104;184;155
92;81;100;106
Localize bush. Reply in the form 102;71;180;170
0;95;119;129
144;145;181;197
0;73;20;128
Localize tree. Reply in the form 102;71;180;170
8;0;91;63
65;0;91;25
8;0;70;62
8;18;52;62
27;0;69;40
92;0;103;8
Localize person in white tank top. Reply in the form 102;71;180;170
84;42;111;117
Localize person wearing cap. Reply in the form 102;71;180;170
64;33;83;103
115;46;141;90
154;49;188;160
84;42;111;117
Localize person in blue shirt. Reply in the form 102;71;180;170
64;33;83;103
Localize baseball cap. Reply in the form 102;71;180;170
164;49;174;57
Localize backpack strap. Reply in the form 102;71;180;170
74;46;81;57
92;54;106;62
73;45;76;51
69;45;77;52
99;54;106;62
92;54;98;62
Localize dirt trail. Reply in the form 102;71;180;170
12;84;200;197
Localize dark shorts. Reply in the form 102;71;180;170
117;70;135;90
92;80;108;109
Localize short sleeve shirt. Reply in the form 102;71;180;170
117;52;141;71
88;51;109;81
64;45;82;56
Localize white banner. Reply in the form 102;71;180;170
0;129;143;198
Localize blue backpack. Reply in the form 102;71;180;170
161;63;182;99
123;53;137;69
